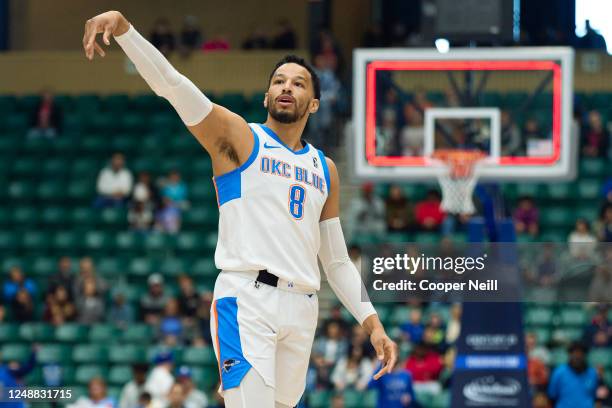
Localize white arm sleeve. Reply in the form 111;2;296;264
114;25;212;126
319;217;377;325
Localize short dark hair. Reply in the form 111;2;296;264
268;55;321;100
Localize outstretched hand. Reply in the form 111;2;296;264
82;10;129;60
370;327;398;380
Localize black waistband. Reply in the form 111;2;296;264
256;270;279;287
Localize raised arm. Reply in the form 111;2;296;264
318;158;398;379
82;11;252;176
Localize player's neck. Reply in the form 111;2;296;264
264;119;307;151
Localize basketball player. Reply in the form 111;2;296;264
82;11;397;408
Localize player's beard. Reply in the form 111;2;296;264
268;99;309;124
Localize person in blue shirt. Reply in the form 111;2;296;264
368;363;419;408
548;341;597;408
3;266;37;301
0;347;38;408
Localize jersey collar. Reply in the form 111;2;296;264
259;124;310;155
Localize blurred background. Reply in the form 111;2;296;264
0;0;610;407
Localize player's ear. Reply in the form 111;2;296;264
263;93;269;108
309;99;320;114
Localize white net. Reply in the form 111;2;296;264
433;150;486;215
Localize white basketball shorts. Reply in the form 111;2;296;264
210;271;319;406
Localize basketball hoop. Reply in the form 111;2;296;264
431;149;487;215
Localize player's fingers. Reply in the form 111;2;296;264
102;25;112;46
372;366;386;380
94;42;105;58
373;339;384;361
384;341;398;372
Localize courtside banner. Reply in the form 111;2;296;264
358;242;611;303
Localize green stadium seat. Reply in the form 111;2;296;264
71;207;98;229
52;231;82;252
100;208;127;228
111;134;139;155
191;159;213;177
1;343;31;362
559;307;588;326
83;230;112;252
552;327;583;343
1;257;23;272
5;113;29;132
36;181;66;202
41;207;69;226
74;365;108;385
20;231;50;252
390;307;413;325
190;182;216;202
307;390;330;408
31;256;57;276
580;158;607;177
0;323;20;342
247;92;266;110
191;366;219;392
168;135;201;155
414;389;434;407
55;324;88;342
11;158;40;177
244;108;267;123
89;324;118;343
343;389;361;408
67;181;96;204
108;344;147;363
150;113;180;131
108;365;133;385
121;113;148;132
128;257;154;277
191;257;217;278
71;159;100;179
575;205;599;222
122;324;153;343
159;257;188;276
217;93;246;113
0;231;19;252
431;391;451;408
528;327;551;344
550;347;568;366
181;347;216;365
576;179;601;200
183;206;217;228
12;206;39;226
588;348;612;368
540;207;574;228
8;181;36;201
65;384;87;399
545;183;573;201
176;232;200;252
19;322;55;342
115;231;143;253
143;232;170;251
414;232;439;244
72;344;108;364
37;344;71;364
0;207;9;227
23;138;54;156
132;94;163;112
103;94;130;113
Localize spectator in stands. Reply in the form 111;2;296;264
400;309;425;344
595;364;612;407
141;273;170;325
119;363;149;408
404;342;443;394
175;366;208;408
423;314;446;352
313;321;349;367
76;278;105;324
595;203;612;242
43;285;76;325
271;19;297;49
95;153;134;209
399;103;424;156
150;18;176;57
523;118;545;141
179;16;202;56
68;377;117;408
322;304;350;338
514;196;540;236
308;54;341;147
138;392;152;408
242;26;269;50
128;200;154;233
368;362;417;408
162;170;189;209
12;289;35;321
528;343;550;393
196;291;213;345
445;304;461;345
0;305;5;322
73;257;108;298
27;89;62;139
582;110;610;158
501;110;523;156
202;32;230;52
331;345;372;391
158;298;183;347
385;185;413;232
348;183;386;238
109;292;135;329
312;30;341;74
0;346;37;408
414;190;445;231
568;218;598;259
3;266;36;301
155;197;182;234
583;305;611;348
145;351;175;407
412;88;433;111
348;245;365;276
177;275;199;319
577;20;608;51
533;392;552;408
525;243;558;287
602;178;612;204
376;109;400;155
330;393;345;408
131;171;161;211
47;256;74;298
548;341;597;408
350;324;376;358
526;332;551;365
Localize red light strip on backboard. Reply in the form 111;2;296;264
365;60;562;166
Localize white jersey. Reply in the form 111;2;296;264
213;123;330;290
